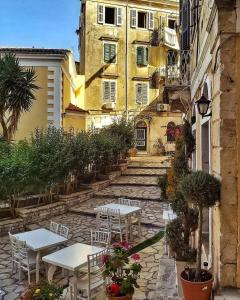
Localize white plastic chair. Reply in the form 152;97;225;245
108;208;126;242
96;207;111;232
50;220;59;233
69;249;108;300
59;224;69;238
90;230;110;248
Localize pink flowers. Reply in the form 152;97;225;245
101;253;110;264
131;253;140;261
107;283;121;296
112;241;130;250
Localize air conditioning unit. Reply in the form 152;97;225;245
156;103;168;112
104;102;116;109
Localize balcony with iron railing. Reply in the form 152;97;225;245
165;50;190;87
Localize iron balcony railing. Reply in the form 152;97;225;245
165;50;190;87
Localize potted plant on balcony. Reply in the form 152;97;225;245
102;242;142;300
180;171;221;300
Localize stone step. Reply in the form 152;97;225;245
123;168;166;176
95;185;161;202
69;206;164;228
128;164;169;170
155;297;183;300
111;176;158;186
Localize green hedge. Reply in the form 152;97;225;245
0;118;135;214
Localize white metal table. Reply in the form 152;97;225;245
14;228;67;283
42;243;104;300
95;203;142;241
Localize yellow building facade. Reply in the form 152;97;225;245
79;0;182;154
0;48;86;140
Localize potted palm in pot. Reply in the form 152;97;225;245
102;242;142;300
180;171;221;300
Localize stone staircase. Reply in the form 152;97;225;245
69;156;168;228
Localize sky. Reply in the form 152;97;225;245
0;0;80;60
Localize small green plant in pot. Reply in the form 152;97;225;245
180;171;221;300
102;242;142;300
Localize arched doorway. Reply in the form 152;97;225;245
135;121;147;151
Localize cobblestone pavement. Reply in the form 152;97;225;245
96;186;161;201
112;176;158;186
0;156;169;300
123;168;166;176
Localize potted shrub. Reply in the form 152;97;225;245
180;171;221;300
102;242;142;300
20;282;64;300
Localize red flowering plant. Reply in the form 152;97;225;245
102;242;142;297
166;125;182;140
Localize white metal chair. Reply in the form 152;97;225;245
13;239;37;285
108;208;126;242
9;232;20;274
128;200;142;237
50;220;59;233
90;229;110;248
69;249;108;300
59;224;69;238
96;207;111;232
117;197;130;206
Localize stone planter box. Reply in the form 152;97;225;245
80;180;110;192
58;189;94;207
16;202;67;225
0;217;24;236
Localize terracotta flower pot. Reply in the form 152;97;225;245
180;271;213;300
107;295;133;300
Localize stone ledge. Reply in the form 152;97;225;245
0;218;24;236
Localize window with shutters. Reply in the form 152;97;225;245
102;80;116;103
168;18;176;29
136;46;148;66
136;83;148;105
104;43;117;63
97;5;122;26
130;10;154;30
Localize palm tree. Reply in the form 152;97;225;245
0;52;39;142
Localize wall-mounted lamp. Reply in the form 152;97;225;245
195;95;212;118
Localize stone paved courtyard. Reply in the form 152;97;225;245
0;156;177;300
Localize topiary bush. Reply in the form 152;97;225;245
164;120;198;261
180;171;221;280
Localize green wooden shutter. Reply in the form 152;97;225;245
143;47;148;66
104;44;110;63
137;47;144;65
131;9;137;28
110;44;116;63
104;44;116;63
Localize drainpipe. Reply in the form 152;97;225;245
125;0;129;120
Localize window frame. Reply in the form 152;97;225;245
102;80;117;103
97;4;122;26
135;82;149;105
103;42;117;64
131;9;154;30
136;46;149;67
